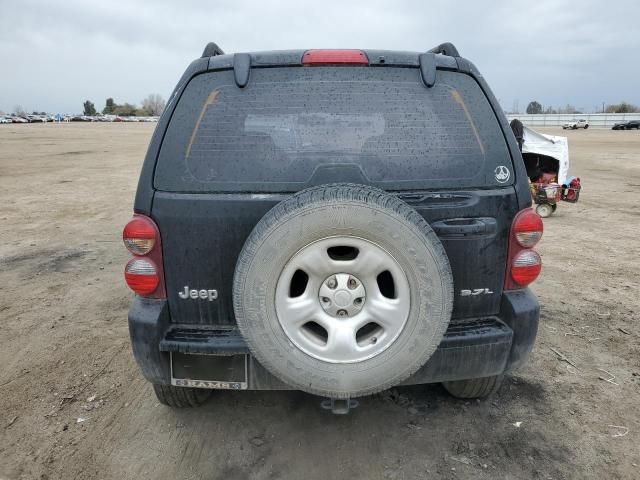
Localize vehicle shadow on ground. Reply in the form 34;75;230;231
119;376;570;480
182;374;548;418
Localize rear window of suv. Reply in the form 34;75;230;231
155;67;513;192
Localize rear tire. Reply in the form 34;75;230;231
152;384;212;408
443;375;504;399
584;124;589;129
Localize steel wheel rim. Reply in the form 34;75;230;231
275;236;411;364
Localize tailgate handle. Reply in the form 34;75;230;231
431;217;496;237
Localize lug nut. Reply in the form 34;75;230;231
327;277;337;289
348;278;357;289
322;297;330;303
337;309;348;317
354;297;363;305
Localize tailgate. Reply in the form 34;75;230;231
153;188;515;325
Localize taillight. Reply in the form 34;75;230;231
513;209;543;247
505;209;543;289
125;259;159;295
302;49;369;65
511;250;542;286
123;214;165;298
123;216;156;254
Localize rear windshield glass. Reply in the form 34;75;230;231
155;67;512;192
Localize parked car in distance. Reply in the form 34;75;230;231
0;116;12;124
612;120;640;130
27;115;46;123
562;119;589;130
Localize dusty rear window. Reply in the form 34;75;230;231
155;67;512;192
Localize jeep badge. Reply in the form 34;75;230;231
178;286;218;301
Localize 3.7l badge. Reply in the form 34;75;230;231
460;288;494;296
178;286;218;301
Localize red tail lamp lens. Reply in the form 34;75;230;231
505;208;543;290
122;213;165;298
123;216;157;255
513;209;543;248
302;50;369;65
511;250;542;286
124;258;159;295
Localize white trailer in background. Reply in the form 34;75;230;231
520;126;580;217
522;126;569;185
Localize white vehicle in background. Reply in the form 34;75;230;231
0;116;11;124
562;119;589;130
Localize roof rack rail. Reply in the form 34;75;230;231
201;42;225;58
427;42;459;57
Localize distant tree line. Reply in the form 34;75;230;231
82;95;166;116
523;100;639;115
603;102;640;113
525;101;582;114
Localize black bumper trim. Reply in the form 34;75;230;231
128;289;539;388
161;326;248;355
159;317;512;356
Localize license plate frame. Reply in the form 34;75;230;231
170;352;248;390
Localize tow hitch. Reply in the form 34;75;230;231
321;397;359;415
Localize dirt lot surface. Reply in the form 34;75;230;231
0;124;638;479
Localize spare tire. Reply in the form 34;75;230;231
233;184;453;398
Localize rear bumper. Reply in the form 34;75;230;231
128;289;539;388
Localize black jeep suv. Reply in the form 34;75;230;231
124;42;542;413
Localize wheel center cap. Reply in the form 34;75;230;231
319;273;366;318
334;290;351;308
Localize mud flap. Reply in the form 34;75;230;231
500;289;540;371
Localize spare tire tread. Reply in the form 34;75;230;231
238;182;447;270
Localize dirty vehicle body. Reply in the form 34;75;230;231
124;43;543;413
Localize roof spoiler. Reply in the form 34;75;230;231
427;42;460;57
201;42;225;58
419;42;459;88
201;42;458;59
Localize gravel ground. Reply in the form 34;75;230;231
0;123;638;480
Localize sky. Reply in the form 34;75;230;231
1;0;639;115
